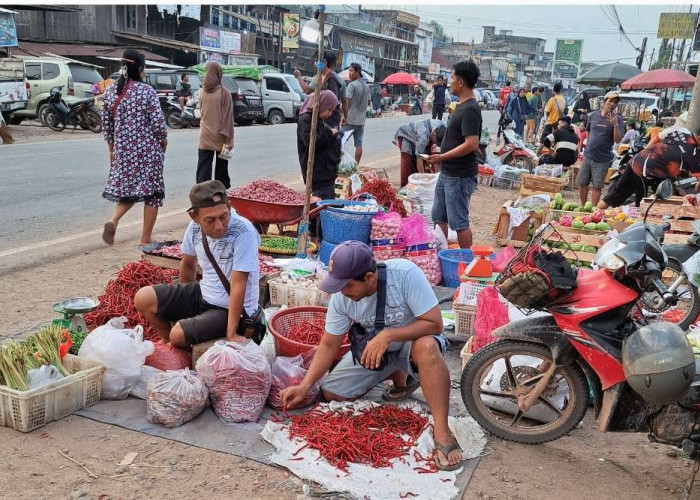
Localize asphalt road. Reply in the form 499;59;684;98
0;110;499;253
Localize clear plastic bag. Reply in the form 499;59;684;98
267;355;320;410
27;365;64;390
130;365;164;400
78;316;154;400
195;340;271;423
147;368;209;428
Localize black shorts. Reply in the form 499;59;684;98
603;167;652;208
154;283;252;345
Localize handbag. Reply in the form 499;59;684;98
201;233;266;344
349;263;396;372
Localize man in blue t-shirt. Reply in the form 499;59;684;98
432;76;448;121
135;181;264;347
281;241;463;472
576;91;624;206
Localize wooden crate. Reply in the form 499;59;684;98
639;196;700;219
519;174;566;198
539;226;601;263
492;200;545;246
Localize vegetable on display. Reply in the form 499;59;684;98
260;235;297;251
355;180;408;217
228;180;305;205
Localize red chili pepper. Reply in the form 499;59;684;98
399;493;418;498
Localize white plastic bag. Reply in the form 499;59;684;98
402;173;438;224
268;355;319;410
27;365;64;390
78;316;155;400
338;130;359;176
147;368;209;428
130;365;164;400
195;340;271;423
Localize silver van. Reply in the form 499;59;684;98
261;73;306;125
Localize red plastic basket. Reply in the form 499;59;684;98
268;306;350;361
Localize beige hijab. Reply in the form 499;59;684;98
200;61;234;147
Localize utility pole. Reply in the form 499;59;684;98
457;18;461;43
669;38;676;69
636;36;647;70
648;47;655;70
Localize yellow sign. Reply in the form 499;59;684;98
282;13;299;51
506;63;516;79
657;13;697;40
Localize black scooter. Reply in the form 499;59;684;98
42;86;101;133
163;96;199;129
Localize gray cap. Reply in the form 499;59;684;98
187;180;227;212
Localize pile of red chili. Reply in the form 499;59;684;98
85;260;178;342
286;318;326;345
286;404;431;473
356;179;408;217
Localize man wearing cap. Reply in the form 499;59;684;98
280;242;463;471
576;91;624;207
343;62;370;164
135;180;264;347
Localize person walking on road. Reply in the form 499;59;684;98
572;91;591;125
576;91;624;207
343;63;370;164
506;88;534;139
542;82;567;141
297;90;342;200
431;76;448;120
101;49;167;247
0;112;14;144
425;60;483;249
294;50;346;129
498;80;513;111
196;61;235;189
526;87;542;143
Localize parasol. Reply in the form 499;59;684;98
620;69;695;90
576;63;641;87
381;72;420;86
339;68;375;83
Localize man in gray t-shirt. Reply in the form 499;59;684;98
343;62;371;163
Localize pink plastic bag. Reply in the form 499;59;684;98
145;343;192;371
492;245;517;273
473;287;509;351
399;213;433;246
371;210;402;240
267;354;320;410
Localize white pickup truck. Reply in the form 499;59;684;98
0;57;28;117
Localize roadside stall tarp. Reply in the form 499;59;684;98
621;69;695;90
576;62;641;87
190;64;280;81
382;71;420;86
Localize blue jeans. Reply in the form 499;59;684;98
431;172;478;231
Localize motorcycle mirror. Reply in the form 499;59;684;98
656;179;673;201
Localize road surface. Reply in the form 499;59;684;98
0;111;499;253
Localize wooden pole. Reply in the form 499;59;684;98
296;8;326;258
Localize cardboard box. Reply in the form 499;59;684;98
493;200;544;245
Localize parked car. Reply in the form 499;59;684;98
481;89;499;110
260;73;305;124
10;57;103;124
0;57;28;121
618;91;660;122
221;76;264;126
143;69;201;99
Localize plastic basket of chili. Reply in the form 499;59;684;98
268;306;349;361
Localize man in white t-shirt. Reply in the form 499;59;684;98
280;241;463;471
135;180;263;346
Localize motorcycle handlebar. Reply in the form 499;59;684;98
651;276;677;305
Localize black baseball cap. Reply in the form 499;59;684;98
187;180;227;212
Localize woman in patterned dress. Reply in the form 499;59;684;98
101;49;168;246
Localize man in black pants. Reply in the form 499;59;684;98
432;76;448;120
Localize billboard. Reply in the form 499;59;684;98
199;28;220;49
417;34;432;68
0;11;18;48
282;13;299;51
342;52;375;79
552;39;583;80
220;31;241;54
657;13;698;39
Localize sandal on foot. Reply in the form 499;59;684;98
102;222;116;245
382;378;421;401
434;439;463;471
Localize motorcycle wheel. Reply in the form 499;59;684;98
44;109;65;132
634;258;700;331
38;104;51;126
461;340;589;444
84;109;102;133
166;110;184;129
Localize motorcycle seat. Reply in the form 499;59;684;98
69;98;94;108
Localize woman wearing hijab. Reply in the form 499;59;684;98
101;49;167;247
197;61;235;188
572;91;591;124
297;89;342;200
506;88;534;139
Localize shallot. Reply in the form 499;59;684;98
371;212;402;240
259;254;277;276
228;179;304;205
159;244;183;259
405;250;442;286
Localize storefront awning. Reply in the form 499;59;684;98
97;57;183;70
12;40;168;62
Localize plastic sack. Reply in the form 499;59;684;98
405;243;442;286
78;316;154;400
147;368;209;428
473;287;509;351
371;211;402;240
268;355;319;410
145;343;192;371
401;173;438;222
130;365;163;400
684;250;700;289
399;213;434;247
372;239;404;261
492;245;517;273
433;226;448;252
27;365;64;390
195;340;271;423
338;130;359;176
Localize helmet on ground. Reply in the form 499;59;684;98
622;322;695;404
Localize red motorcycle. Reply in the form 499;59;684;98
462;180;700;493
494;128;536;171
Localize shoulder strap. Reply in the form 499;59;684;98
374;263;387;330
111;79;134;116
201;233;231;295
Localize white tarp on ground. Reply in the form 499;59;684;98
261;400;487;500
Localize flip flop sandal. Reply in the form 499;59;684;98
434;439;463;472
102;221;116;245
381;378;421;401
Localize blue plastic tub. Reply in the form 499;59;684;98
318;239;337;266
438;249;474;288
317;199;379;245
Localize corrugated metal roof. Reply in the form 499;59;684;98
13;41;169;62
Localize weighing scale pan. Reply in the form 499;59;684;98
55;297;100;315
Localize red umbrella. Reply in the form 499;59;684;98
381;72;420;86
621;69;695;90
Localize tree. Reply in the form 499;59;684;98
429;20;452;44
651;39;671;70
